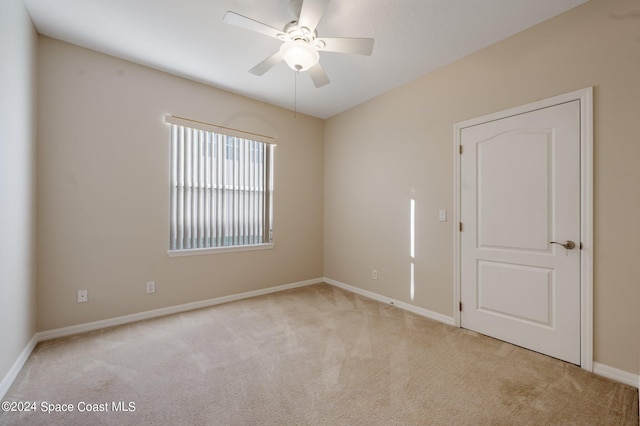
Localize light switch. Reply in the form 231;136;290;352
439;210;447;222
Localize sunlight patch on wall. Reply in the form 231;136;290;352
410;198;415;301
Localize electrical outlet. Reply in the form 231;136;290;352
77;290;88;303
146;281;156;294
372;269;378;280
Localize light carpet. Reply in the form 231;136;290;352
1;283;637;425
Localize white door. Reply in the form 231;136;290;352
460;100;581;364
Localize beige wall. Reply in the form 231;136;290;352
36;37;324;330
325;0;640;375
0;0;37;383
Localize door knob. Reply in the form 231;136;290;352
550;240;576;250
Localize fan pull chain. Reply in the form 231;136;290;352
294;67;300;118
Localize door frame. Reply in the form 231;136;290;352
453;87;593;371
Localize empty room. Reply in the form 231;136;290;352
1;0;639;424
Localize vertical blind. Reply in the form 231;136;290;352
165;116;275;252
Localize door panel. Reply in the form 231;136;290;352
477;261;552;326
460;100;581;364
477;130;550;250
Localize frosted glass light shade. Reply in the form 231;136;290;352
279;40;319;71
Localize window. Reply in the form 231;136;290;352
165;115;275;256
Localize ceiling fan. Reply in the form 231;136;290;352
223;0;374;88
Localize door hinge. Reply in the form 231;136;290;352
459;222;463;232
459;145;463;154
459;302;462;312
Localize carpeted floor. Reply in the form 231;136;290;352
1;283;638;425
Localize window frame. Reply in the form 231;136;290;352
165;115;275;257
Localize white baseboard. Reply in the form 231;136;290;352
0;277;323;400
0;334;38;401
38;278;323;341
323;277;456;326
593;362;640;388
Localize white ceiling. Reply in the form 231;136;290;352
23;0;588;119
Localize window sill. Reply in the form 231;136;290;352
168;243;274;257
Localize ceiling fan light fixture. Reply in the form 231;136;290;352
279;40;319;71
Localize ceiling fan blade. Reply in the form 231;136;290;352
298;0;329;33
223;11;283;40
317;37;374;56
308;63;330;88
249;51;283;76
